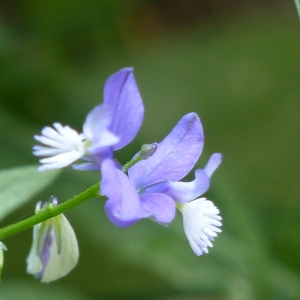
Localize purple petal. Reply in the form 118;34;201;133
204;153;222;178
36;228;52;279
129;113;203;190
101;159;148;227
162;169;210;204
140;193;176;224
72;163;100;171
83;104;112;140
140;181;170;195
104;68;144;150
83;104;119;154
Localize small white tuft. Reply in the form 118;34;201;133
33;123;85;171
177;198;222;256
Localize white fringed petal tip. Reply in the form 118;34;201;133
177;198;222;256
33;123;86;171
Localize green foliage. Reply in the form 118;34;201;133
0;1;299;299
0;166;60;222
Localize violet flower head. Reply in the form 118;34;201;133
33;68;144;171
101;112;222;255
102;113;219;220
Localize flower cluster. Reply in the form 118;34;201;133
31;68;222;282
34;68;144;172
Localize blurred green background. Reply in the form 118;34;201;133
1;0;300;299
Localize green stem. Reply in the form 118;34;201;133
0;148;147;241
122;154;142;171
0;182;100;241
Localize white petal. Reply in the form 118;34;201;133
26;214;79;283
41;215;79;283
37;154;83;171
34;123;85;171
88;130;120;154
0;242;7;251
177;198;222;256
26;223;43;275
0;242;7;280
82;104;113;140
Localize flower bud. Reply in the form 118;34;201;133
26;197;79;283
140;143;158;160
0;242;7;282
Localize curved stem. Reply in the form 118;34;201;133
122;154;142;172
0;182;100;241
0;151;146;241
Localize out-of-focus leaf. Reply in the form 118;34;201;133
0;166;60;221
0;280;94;300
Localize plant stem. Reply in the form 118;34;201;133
0;149;146;241
0;182;100;241
122;154;142;172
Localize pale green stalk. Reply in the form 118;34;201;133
0;150;145;241
0;182;100;240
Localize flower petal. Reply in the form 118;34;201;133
204;153;222;178
41;215;79;283
0;242;7;251
83;104;112;139
88;131;119;154
140;193;176;224
104;68;144;150
101;159;148;227
162;169;210;203
37;151;84;171
26;223;43;275
82;104;120;154
34;123;85;171
129;113;203;189
26;214;79;283
177;198;222;256
72;162;100;171
0;241;7;280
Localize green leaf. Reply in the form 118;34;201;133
0;166;60;222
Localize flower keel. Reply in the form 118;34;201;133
177;198;222;256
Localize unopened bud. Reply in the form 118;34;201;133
26;197;79;283
0;242;7;282
140;143;158;160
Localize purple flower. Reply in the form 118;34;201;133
101;113;222;227
33;68;144;171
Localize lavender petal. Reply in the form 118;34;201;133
129;113;203;190
104;68;144;150
101;159;148;227
162;169;210;203
204;153;222;178
140;193;176;224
